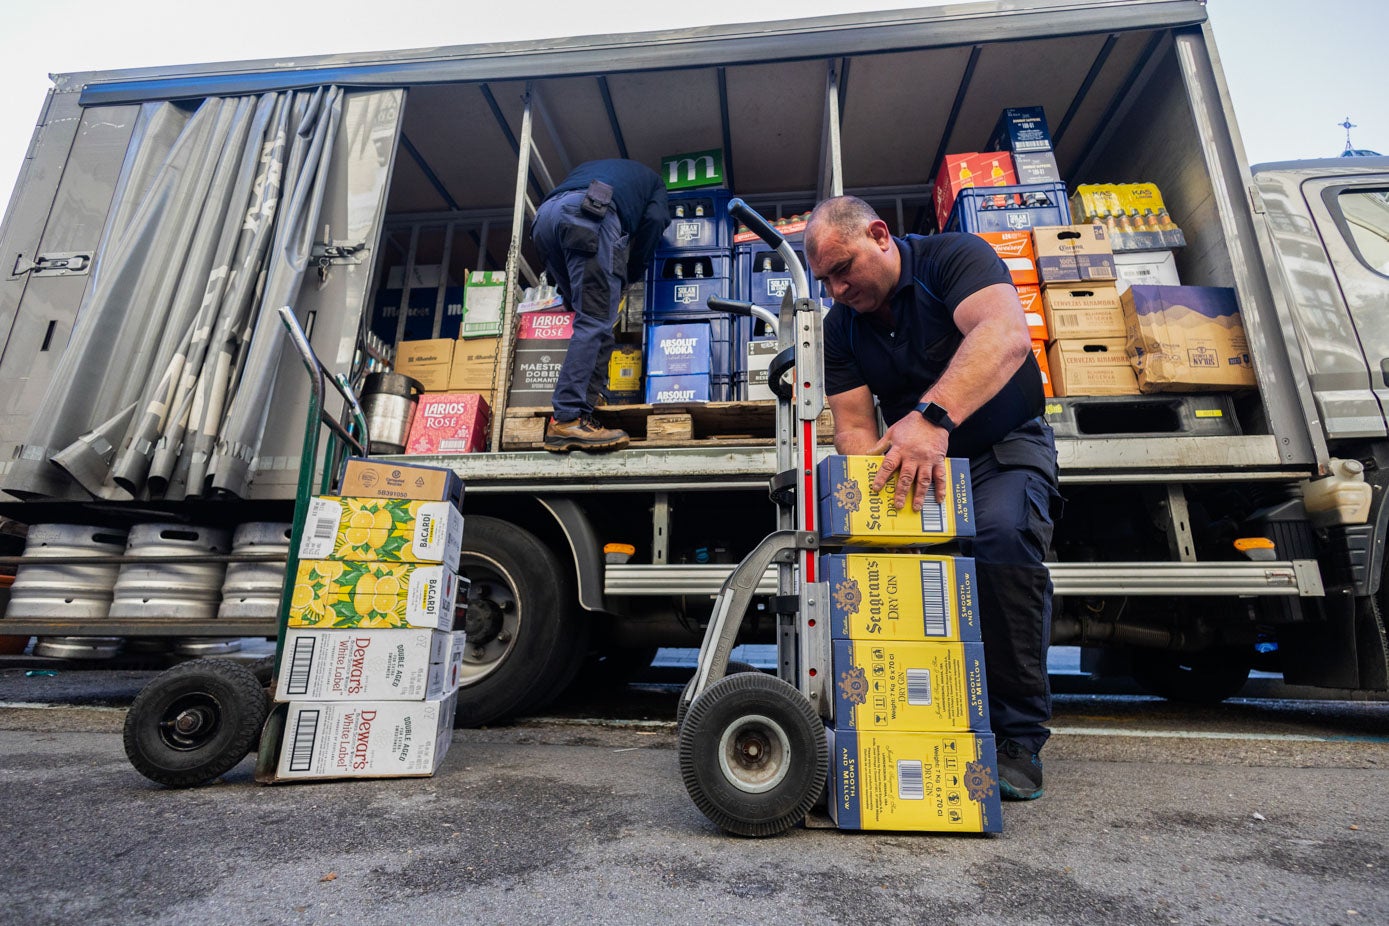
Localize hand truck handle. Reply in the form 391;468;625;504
706;296;781;338
728;198;811;307
277;306;368;457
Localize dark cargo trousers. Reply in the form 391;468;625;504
530;190;630;422
958;418;1062;754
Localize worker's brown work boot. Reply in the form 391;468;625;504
544;414;630;453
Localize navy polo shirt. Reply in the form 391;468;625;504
823;233;1045;459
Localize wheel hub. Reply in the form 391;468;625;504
158;695;222;751
464;593;503;646
718;713;792;794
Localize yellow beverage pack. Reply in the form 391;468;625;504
287;559;458;631
832;639;990;732
816;455;974;546
297;497;463;565
821;553;980;641
827;728;1002;832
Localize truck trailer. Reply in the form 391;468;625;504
0;0;1386;725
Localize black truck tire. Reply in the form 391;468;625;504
453;516;587;727
123;658;268;788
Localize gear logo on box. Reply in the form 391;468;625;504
838;665;869;705
833;577;863;613
964;759;997;802
834;478;863;512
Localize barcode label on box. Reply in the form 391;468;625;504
919;504;945;534
898;760;925;800
906;668;933;705
285;636;316;696
298;498;342;559
919;560;949;637
288;709;321;772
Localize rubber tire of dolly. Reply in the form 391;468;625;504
678;672;827;838
453;516;588;727
123;658;269;788
675;661;763;730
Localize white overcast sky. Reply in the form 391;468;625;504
0;0;1385;208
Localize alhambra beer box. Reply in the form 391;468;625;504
273;692;456;780
339;458;465;508
298;497;463;566
821;553;980;642
287;560;459;632
827;728;1002;833
275;629;465;702
816;455;974;546
832;639;989;733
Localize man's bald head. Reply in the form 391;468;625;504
804;195;900;315
805;196;882;249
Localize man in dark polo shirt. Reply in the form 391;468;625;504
531;159;669;452
805;195;1062;800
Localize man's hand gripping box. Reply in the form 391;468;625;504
816;456;974;546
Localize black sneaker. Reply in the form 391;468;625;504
544;414;630;453
996;738;1044;801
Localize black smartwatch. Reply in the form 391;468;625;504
914;401;956;433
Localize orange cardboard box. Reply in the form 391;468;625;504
1016;285;1046;340
977;231;1038;286
934;152;1017;232
1031;340;1053;398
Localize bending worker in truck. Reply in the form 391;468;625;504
804;195;1062;801
531;159;670;452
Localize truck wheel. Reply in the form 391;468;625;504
678;672;826;837
122;658;268;788
454;516;587;727
1130;647;1252;704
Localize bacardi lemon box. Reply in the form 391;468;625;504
275;692;456;780
297;497;463;565
817;455;974;546
275;628;465;702
821;553;980;642
287;560;458;631
827;727;1002;833
832;639;989;733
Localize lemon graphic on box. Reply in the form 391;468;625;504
298;497;463;565
288;559;456;630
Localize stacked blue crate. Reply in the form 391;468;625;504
944;181;1071;234
645;188;738;402
732;240;830;399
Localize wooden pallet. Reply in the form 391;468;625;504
501;401;835;450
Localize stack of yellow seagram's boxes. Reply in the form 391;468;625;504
272;459;467;781
816;455;1003;833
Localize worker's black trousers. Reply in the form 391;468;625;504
958;419;1062;754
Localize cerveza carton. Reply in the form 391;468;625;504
816;455;974;546
287;560;459;632
821;553;979;642
273;692;456;780
827;727;1002;833
298;496;464;566
832;639;990;733
339;458;465;508
275;628;465;702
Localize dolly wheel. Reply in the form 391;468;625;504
123;658;268;788
676;661;762;730
678;672;827;837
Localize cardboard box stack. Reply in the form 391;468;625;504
816;455;1003;833
272;459;467;781
387;268;507;453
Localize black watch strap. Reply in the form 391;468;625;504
915;401;956;433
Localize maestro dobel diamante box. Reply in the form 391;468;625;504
820;553;980;642
827;728;1003;833
832;638;990;733
817;455;974;546
275;628;465;702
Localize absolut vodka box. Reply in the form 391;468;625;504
646;322;711;375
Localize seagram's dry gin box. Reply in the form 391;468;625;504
827;727;1002;832
832;639;990;733
275;629;465;702
298;497;463;565
821;553;980;642
275;692;456;780
816;456;974;546
287;560;458;631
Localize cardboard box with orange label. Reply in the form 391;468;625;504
1032;340;1053;398
933;152;1017;233
1016;285;1046;340
975;231;1038;286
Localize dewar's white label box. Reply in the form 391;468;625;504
275;629;465;702
274;692;456;780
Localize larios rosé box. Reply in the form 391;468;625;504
275;692;456;780
405;392;492;454
275;629;465;702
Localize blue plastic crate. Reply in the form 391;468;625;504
945;181;1071;234
647;253;733;316
657;188;736;254
734;241;831;309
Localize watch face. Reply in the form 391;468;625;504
917;402;954;431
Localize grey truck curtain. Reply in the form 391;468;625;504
4;86;344;502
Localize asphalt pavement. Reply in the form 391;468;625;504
1;664;1386;926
